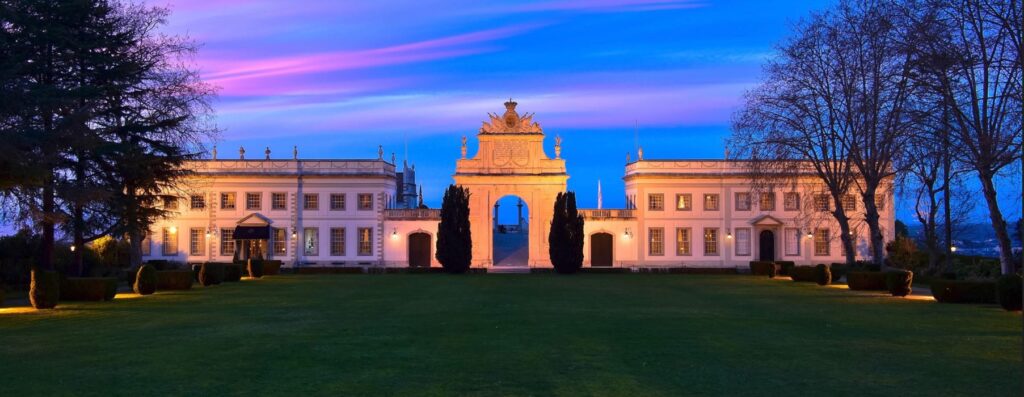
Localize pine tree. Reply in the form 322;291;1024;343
549;191;584;274
436;185;472;273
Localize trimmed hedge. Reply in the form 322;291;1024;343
996;275;1022;311
847;271;887;291
668;267;738;275
829;263;848;283
223;263;243;282
247;259;265;278
749;261;779;277
199;262;226;286
60;277;118;301
790;266;817;282
776;261;796;276
885;270;913;297
295;267;364;275
134;264;157;295
815;264;831;286
156;270;193;291
930;279;997;304
264;260;282;276
581;267;631;274
30;269;59;309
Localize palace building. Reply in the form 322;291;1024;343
142;100;895;270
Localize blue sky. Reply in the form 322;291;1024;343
152;0;1021;224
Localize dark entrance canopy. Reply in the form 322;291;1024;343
234;225;270;240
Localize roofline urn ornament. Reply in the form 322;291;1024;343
554;135;562;159
239;146;245;160
265;146;271;160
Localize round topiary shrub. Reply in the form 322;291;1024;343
223;263;243;282
815;264;831;286
134;265;157;295
996;274;1022;311
885;270;913;297
198;262;226;286
767;262;778;279
30;269;59;309
247;259;264;279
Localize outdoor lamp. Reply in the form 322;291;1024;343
70;245;76;252
291;228;297;238
950;245;957;253
169;226;177;234
806;231;813;238
726;229;733;239
391;228;399;240
623;228;633;239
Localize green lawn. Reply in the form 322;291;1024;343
0;274;1020;396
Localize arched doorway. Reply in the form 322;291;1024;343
408;232;432;268
759;230;776;261
590;232;613;267
492;195;529;267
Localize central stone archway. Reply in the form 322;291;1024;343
454;100;568;268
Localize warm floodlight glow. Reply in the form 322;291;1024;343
114;293;143;300
70;245;76;252
390;228;399;240
0;307;38;315
169;226;177;234
622;228;632;240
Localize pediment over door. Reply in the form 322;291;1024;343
236;213;272;226
749;214;784;227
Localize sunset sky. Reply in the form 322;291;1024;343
151;0;1021;223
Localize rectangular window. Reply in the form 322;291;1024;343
304;228;319;256
760;192;775;211
141;232;151;256
703;194;720;211
220;228;235;256
842;195;857;211
330;194;346;211
675;228;691;256
273;228;287;255
189;228;204;256
190;195;206;210
735;228;751;256
735;192;751;211
784;193;800;211
815;194;830;212
330;228;346;256
271;193;287;210
220;192;236;210
164;197;178;210
162;227;178;255
814;228;830;256
303;193;319;211
648;228;664;256
246;192;261;210
648;193;664;211
357;227;373;256
785;228;801;256
358;193;373;211
675;194;692;211
704;228;719;256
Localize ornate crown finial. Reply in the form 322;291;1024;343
504;98;517;111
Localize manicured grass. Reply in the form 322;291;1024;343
0;275;1020;396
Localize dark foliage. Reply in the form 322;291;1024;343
247;259;264;279
436;185;472;274
223;263;242;282
829;263;848;283
749;261;778;276
885;270;913;297
790;266;818;282
294;267;364;275
847;271;888;291
263;260;282;276
60;277;117;301
776;261;796;276
198;262;226;286
929;280;997;304
155;270;193;290
134;264;157;295
29;269;59;309
995;274;1022;311
548;191;585;274
815;264;831;286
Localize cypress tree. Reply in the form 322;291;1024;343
549;191;584;274
436;185;472;273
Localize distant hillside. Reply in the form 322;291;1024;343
904;222;1022;258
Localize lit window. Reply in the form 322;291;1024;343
759;193;775;211
190;195;205;210
246;192;261;210
703;194;720;211
220;192;236;210
358;194;373;211
304;228;319;256
675;194;692;211
648;228;664;256
814;228;830;256
704;228;719;256
271;193;287;210
273;228;287;255
330;228;346;256
162;227;178;256
330;194;346;211
735;192;751;211
676;228;691;256
648;194;664;211
163;197;178;210
220;228;235;256
304;193;319;211
357;227;373;256
785;228;801;256
784;193;800;211
842;195;857;212
735;228;751;256
815;194;830;212
189;228;204;256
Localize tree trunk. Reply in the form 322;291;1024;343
831;193;856;265
978;171;1015;274
39;171;55;271
860;184;886;266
